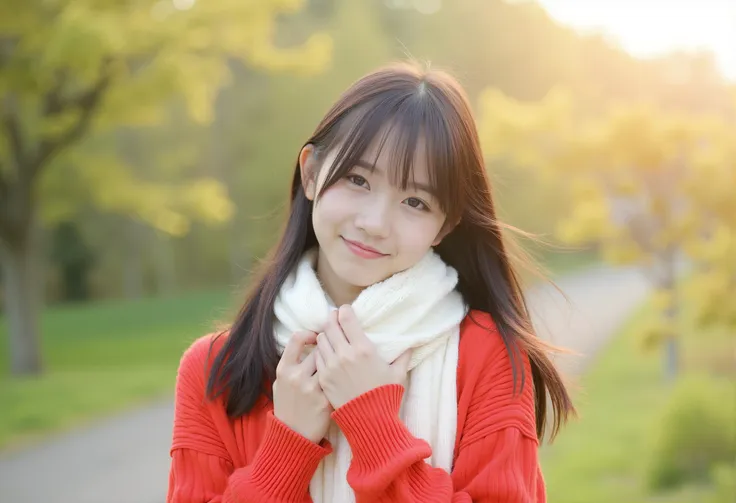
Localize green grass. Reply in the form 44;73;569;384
541;302;733;503
0;289;233;450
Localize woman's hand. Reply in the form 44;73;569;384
273;331;333;443
315;305;412;409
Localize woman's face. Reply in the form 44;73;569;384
302;135;449;304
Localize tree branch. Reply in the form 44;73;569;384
41;69;71;117
27;62;112;182
2;95;26;170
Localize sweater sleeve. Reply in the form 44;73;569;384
167;336;332;503
331;338;543;502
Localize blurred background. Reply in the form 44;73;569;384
0;0;734;502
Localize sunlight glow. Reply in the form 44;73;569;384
535;0;736;80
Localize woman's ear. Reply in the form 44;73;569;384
432;217;460;247
299;144;318;201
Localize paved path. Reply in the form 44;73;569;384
0;265;649;503
526;265;650;376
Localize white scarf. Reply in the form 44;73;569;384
274;248;467;503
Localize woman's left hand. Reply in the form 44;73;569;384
315;304;412;409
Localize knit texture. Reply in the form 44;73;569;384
274;248;467;502
167;311;544;502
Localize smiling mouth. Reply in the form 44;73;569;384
341;237;387;259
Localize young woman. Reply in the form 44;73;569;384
167;62;575;503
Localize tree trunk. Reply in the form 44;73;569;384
662;285;680;381
663;335;678;381
0;230;43;375
662;250;680;381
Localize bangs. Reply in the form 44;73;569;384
317;90;463;220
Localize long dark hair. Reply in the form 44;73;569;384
207;62;575;441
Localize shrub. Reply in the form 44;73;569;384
647;375;736;491
706;463;736;503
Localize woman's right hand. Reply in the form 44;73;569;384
273;331;332;443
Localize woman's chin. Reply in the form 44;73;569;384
335;267;385;290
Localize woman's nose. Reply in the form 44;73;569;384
354;199;391;238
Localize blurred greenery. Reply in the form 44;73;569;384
1;1;734;497
478;78;736;381
542;298;735;502
647;375;735;490
0;289;232;449
4;0;730;307
0;253;588;449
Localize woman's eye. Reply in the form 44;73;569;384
347;174;368;187
405;197;429;211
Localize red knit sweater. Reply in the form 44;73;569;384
167;310;544;502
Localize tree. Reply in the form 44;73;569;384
0;0;331;375
682;117;736;329
477;87;736;380
49;220;94;301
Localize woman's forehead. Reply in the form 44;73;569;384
359;127;431;184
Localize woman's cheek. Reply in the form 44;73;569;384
316;187;352;223
398;218;440;254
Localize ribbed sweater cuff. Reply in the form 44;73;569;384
243;411;332;500
331;384;431;489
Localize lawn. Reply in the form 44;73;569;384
541;301;735;503
0;289;234;450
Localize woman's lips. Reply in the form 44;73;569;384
342;237;387;259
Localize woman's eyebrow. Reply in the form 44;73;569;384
354;159;435;195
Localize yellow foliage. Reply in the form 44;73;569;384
39;110;83;139
477;83;736;331
601;240;643;265
0;0;332;240
638;317;671;352
178;179;235;225
150;209;190;237
477;86;574;167
651;289;675;313
684;270;736;327
39;150;234;237
4;0;332;126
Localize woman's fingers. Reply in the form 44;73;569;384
337;305;368;346
298;350;317;376
315;348;326;374
324;309;350;353
280;331;317;366
316;330;335;363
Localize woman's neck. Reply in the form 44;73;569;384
315;249;363;307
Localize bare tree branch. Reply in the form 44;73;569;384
1;60;111;244
26;62;112;183
41;69;71;117
2;95;26;171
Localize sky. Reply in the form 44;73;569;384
534;0;736;80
